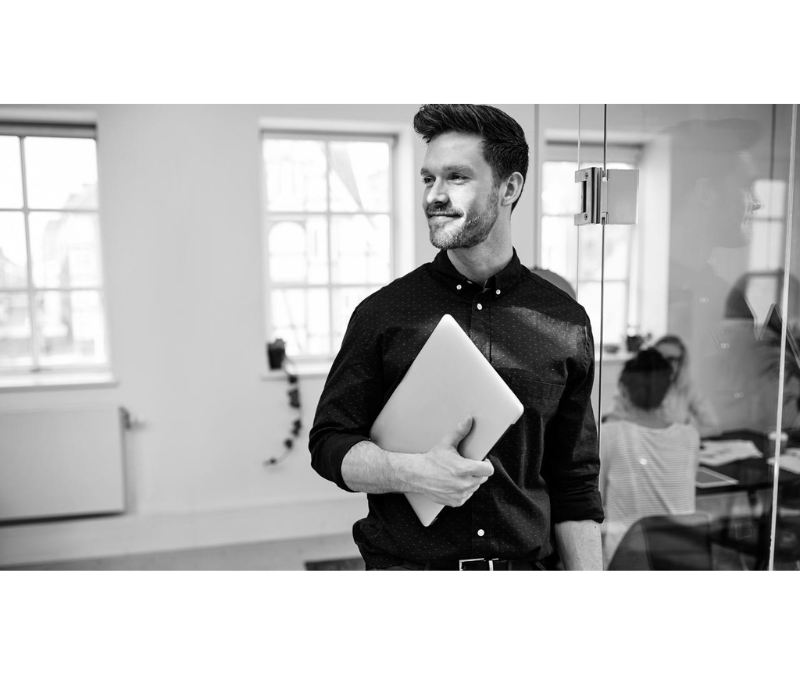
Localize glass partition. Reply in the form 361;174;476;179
597;104;799;570
773;108;800;570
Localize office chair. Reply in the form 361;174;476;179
607;513;713;571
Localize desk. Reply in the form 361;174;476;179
697;429;800;495
695;430;800;569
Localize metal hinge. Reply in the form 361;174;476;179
574;167;639;226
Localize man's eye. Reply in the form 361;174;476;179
422;176;434;185
451;174;467;181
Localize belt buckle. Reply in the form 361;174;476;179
458;558;495;571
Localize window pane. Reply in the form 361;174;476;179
541;215;577;286
266;217;328;284
34;290;107;366
578;225;630;281
24;137;98;209
0;292;32;366
0;212;29;289
749;219;784;271
577;281;627;346
0;136;23;208
753;179;785;219
332;286;380;349
263;139;327;212
330;215;391;284
542;162;579;215
329;141;391;212
269;288;330;357
29;212;102;288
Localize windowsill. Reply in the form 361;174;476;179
0;372;119;392
260;361;332;381
597;350;635;363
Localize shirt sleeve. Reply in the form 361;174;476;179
308;299;386;492
543;312;605;524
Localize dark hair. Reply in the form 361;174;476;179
620;348;673;411
413;104;529;211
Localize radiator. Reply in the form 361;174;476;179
0;406;126;523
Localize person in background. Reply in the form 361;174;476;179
599;349;701;567
605;334;722;438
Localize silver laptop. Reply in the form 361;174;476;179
370;314;524;527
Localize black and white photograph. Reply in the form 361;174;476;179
1;2;797;672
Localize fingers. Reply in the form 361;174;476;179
439;416;474;449
469;459;494;478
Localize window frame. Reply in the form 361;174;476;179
259;118;413;367
0;122;112;378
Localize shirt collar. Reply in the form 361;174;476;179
430;248;526;292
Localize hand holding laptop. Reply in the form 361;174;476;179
406;416;495;508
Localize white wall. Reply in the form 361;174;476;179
0;104;538;565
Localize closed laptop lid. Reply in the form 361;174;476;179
370;314;524;526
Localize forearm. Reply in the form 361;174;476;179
341;440;420;494
554;520;603;570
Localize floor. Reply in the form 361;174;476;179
2;533;364;571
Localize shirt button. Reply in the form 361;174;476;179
477;529;485;537
477;303;483;310
496;289;501;295
456;284;462;290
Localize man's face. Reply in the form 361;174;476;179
710;152;762;248
420;132;501;250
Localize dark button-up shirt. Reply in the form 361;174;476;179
309;249;604;569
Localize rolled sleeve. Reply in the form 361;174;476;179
544;315;605;524
309;300;385;493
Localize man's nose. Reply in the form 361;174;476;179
425;178;449;206
748;187;762;212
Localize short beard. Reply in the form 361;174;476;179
428;185;500;250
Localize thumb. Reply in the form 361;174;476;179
440;416;474;449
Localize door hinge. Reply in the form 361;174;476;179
574;167;639;226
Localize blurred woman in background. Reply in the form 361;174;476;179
606;334;722;438
599;349;701;567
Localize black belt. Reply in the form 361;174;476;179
423;558;540;571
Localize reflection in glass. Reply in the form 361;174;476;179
330;215;391;284
0;213;29;289
267;217;328;284
270;288;330;357
0;136;23;208
0;292;32;366
590;105;800;570
28;212;103;289
263;139;327;212
34;290;107;366
329;141;391;213
24;137;98;210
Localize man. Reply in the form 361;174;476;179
310;104;603;570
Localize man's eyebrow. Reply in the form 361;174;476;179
420;165;473;175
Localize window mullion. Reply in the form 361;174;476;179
325;140;334;357
18;136;41;372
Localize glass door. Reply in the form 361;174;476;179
599;104;799;570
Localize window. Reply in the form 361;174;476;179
540;146;637;347
261;131;395;361
0;125;109;374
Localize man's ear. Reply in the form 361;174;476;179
501;172;525;208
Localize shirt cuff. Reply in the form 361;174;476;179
316;432;371;492
550;490;605;524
